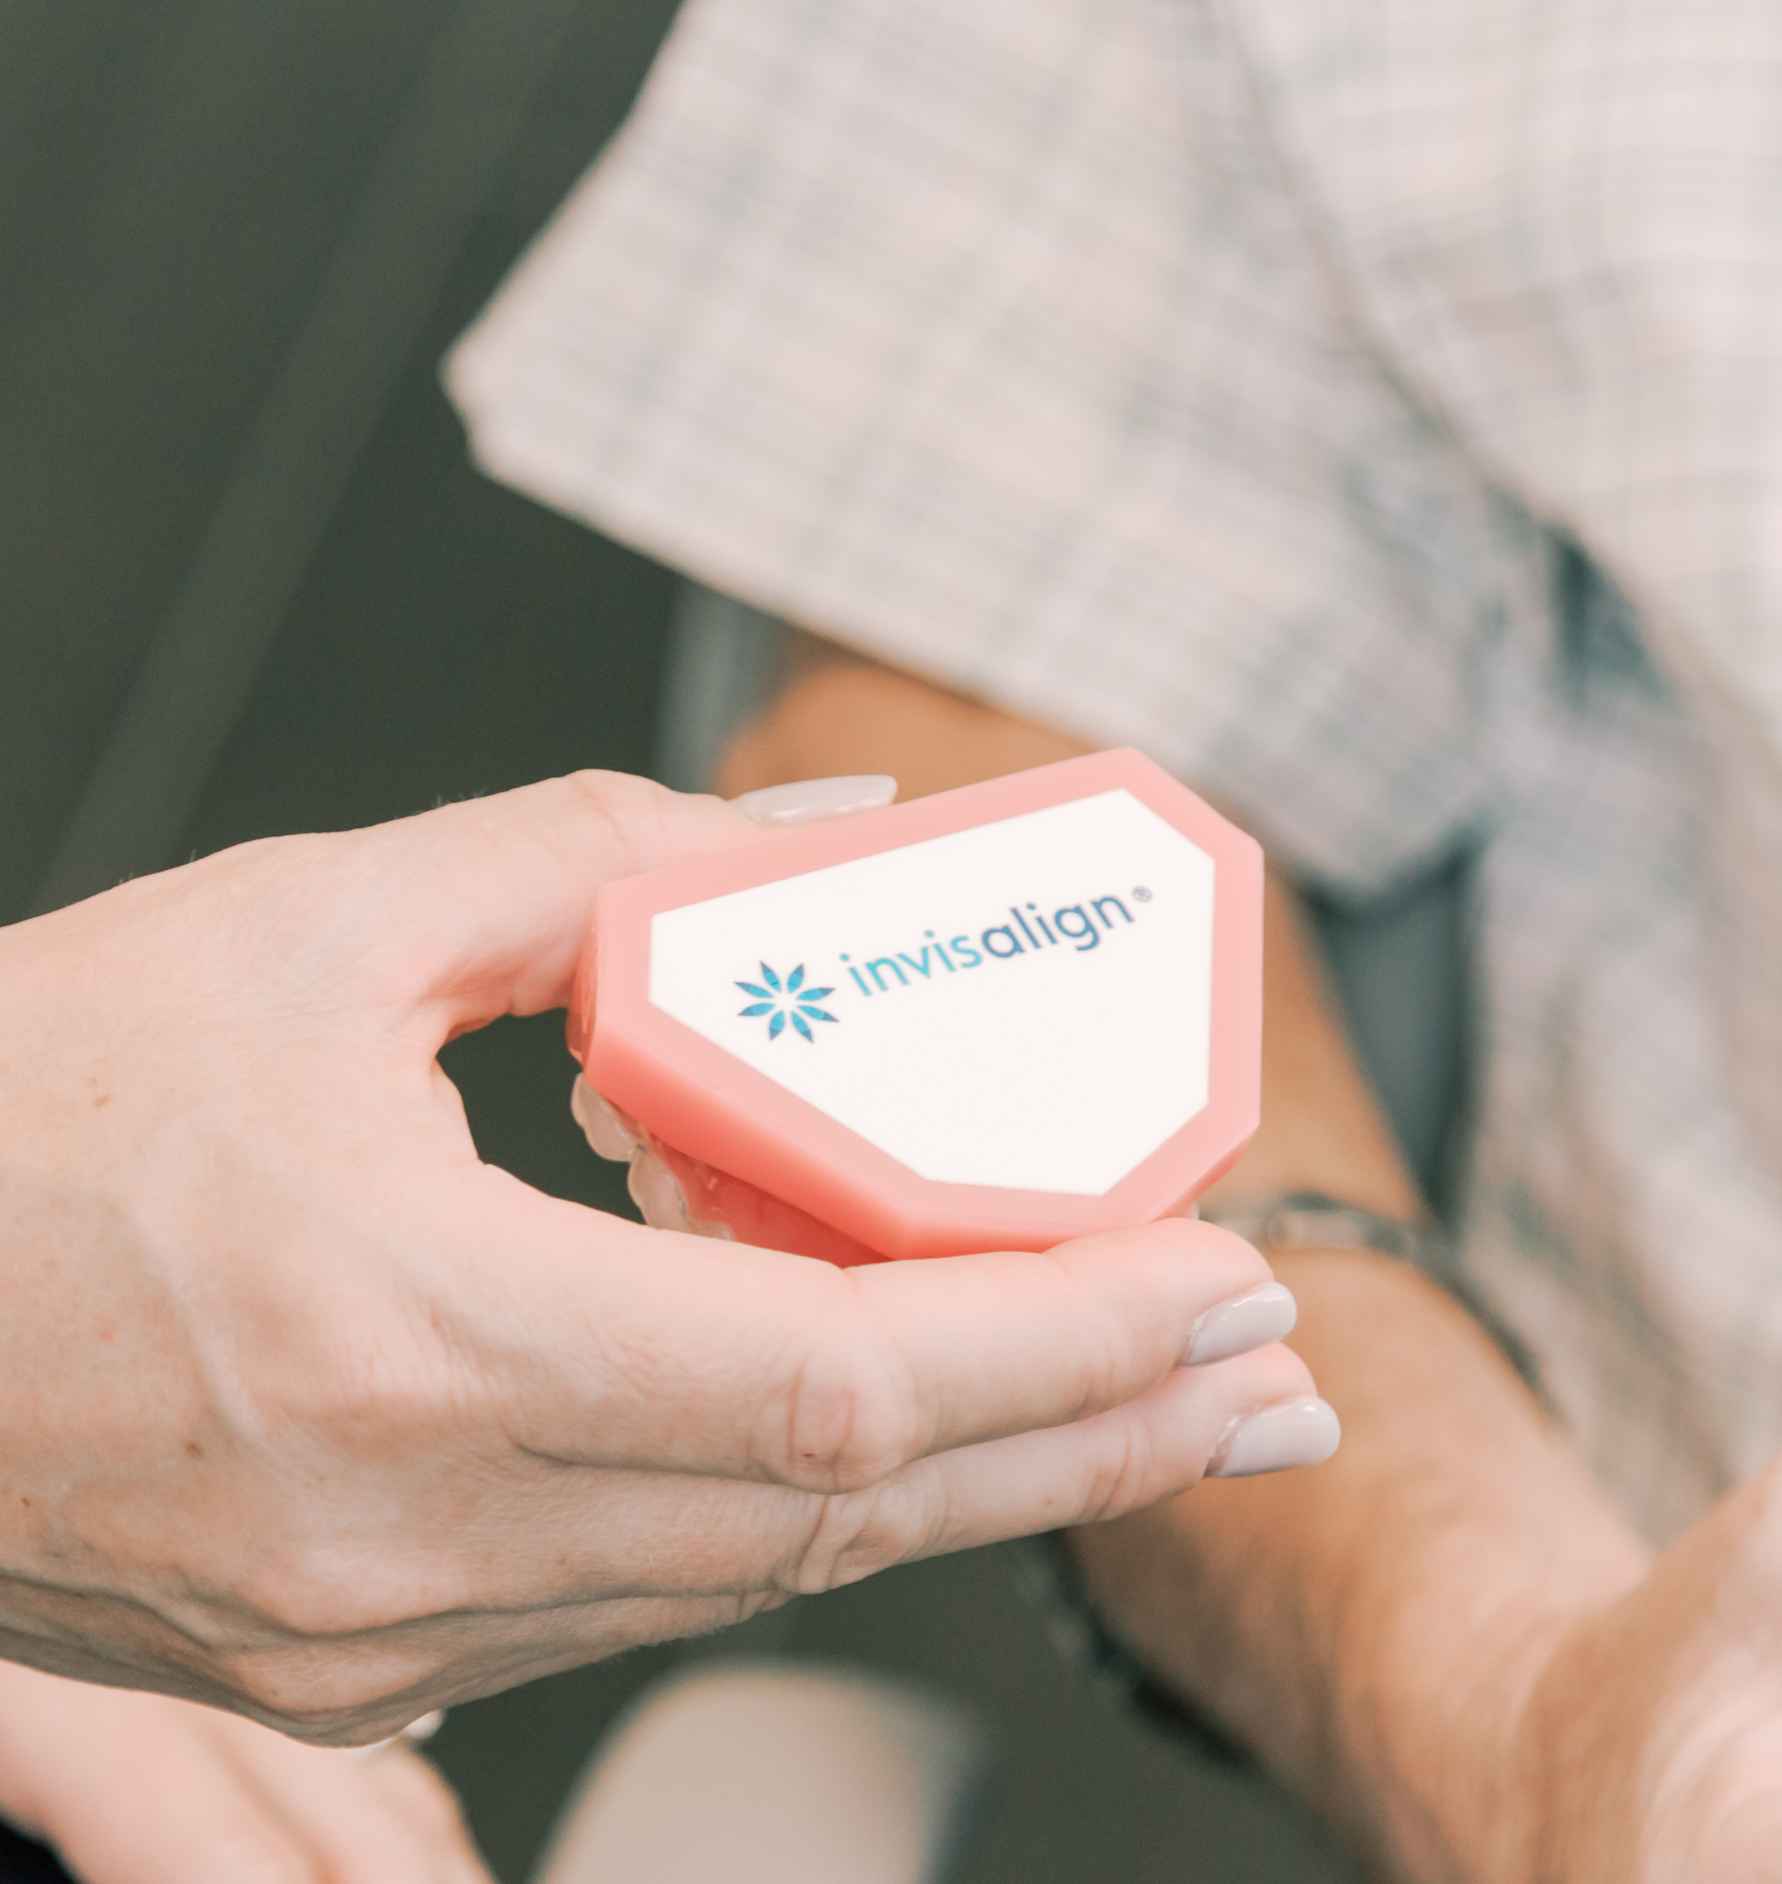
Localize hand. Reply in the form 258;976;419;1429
0;771;1330;1743
0;1660;489;1882
1495;1463;1782;1883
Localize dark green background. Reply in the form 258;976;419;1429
3;5;1348;1876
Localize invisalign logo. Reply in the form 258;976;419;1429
733;889;1149;1042
735;962;840;1044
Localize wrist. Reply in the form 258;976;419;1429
1067;1247;1649;1884
1357;1589;1588;1884
1261;1251;1652;1884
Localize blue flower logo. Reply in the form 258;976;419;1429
736;962;838;1043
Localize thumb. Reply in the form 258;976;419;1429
349;770;894;1034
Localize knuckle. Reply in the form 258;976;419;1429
766;1321;924;1495
1180;1218;1274;1275
219;1647;415;1745
263;1336;458;1461
563;766;671;812
693;1588;791;1635
1075;1419;1157;1527
1137;1221;1277;1330
230;1565;353;1643
561;769;689;874
742;1586;794;1624
1032;1248;1145;1424
1101;1216;1274;1304
188;830;361;984
780;1479;940;1596
285;1712;403;1751
229;1541;425;1642
1206;1236;1279;1308
232;1300;468;1478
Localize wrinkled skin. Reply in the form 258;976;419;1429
0;772;1317;1746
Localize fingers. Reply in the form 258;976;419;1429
627;1343;1332;1605
460;1174;1292;1492
341;771;756;1031
809;1346;1336;1582
53;1732;302;1884
832;1222;1286;1470
346;1346;1308;1683
230;1734;493;1884
0;1657;492;1884
364;1749;496;1879
571;1077;887;1265
433;1345;1332;1609
70;1713;488;1884
646;1135;888;1268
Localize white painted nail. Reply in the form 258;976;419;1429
1207;1398;1342;1478
732;774;898;827
1185;1282;1298;1366
571;1076;639;1162
628;1150;690;1232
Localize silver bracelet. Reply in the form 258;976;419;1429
1200;1189;1441;1267
1204;1189;1537;1385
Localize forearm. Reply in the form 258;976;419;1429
1062;751;1646;1877
1074;1254;1646;1880
722;656;1651;1879
716;645;1098;805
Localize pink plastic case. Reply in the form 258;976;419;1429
570;750;1262;1261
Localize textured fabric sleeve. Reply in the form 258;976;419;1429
446;0;1529;895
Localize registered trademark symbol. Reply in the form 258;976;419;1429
1131;885;1153;903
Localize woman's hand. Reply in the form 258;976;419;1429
0;1661;490;1883
0;771;1329;1744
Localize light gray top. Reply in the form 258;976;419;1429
448;0;1782;1540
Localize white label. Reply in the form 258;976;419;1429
649;791;1214;1195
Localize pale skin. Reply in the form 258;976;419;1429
0;1656;490;1883
716;653;1782;1884
0;769;1325;1878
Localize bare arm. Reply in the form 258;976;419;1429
719;655;1651;1882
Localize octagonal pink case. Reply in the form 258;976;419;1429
568;749;1262;1263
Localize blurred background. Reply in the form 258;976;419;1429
2;4;1371;1876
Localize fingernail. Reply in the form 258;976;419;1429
628;1150;690;1232
1207;1398;1341;1478
1185;1282;1297;1366
571;1076;640;1162
732;774;898;827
